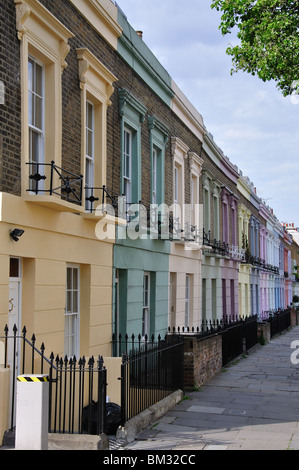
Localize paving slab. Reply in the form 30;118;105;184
204;445;228;450
187;405;226;414
172;439;206;450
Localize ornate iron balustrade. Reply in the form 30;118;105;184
85;185;120;214
27;161;83;206
183;221;200;242
237;250;280;274
203;229;229;256
203;228;211;246
85;193;200;242
230;245;245;261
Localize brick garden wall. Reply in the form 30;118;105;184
183;334;222;389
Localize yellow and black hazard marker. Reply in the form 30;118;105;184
17;376;49;382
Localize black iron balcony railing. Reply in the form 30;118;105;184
230;245;246;261
129;206;200;242
85;185;120;214
203;229;229;256
84;191;201;241
238;251;280;274
27;161;83;206
183;221;200;242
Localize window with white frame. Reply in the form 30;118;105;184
212;181;220;241
213;195;219;240
76;48;116;212
148;115;168;208
174;162;183;224
190;173;198;227
171;138;189;234
142;272;150;338
152;147;158;204
65;265;80;358
15;0;74;197
119;89;146;212
203;172;215;238
174;165;179;206
85;101;95;210
123;127;132;203
231;206;237;246
189;152;203;235
28;56;44;192
231;199;238;247
222;200;229;245
203;187;210;234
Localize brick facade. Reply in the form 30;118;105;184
0;1;21;195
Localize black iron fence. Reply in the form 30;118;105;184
242;314;258;351
221;315;258;365
268;309;291;338
169;315;258;367
1;325;107;436
113;334;184;425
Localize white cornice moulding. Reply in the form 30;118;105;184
171;81;204;143
68;0;122;50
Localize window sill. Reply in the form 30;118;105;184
173;238;202;250
82;211;127;227
25;194;84;214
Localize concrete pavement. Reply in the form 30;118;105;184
123;325;299;451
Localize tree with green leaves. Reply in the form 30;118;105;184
211;0;299;96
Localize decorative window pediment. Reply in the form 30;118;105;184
148;116;169;145
76;48;117;106
189;152;203;176
15;0;73;70
119;88;147;124
171;137;189;163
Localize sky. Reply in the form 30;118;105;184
116;0;299;228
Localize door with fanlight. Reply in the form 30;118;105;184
169;273;176;328
8;257;22;427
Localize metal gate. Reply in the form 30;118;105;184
1;324;107;435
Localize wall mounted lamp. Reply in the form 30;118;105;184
10;228;25;242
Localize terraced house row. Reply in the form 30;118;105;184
1;0;299;369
